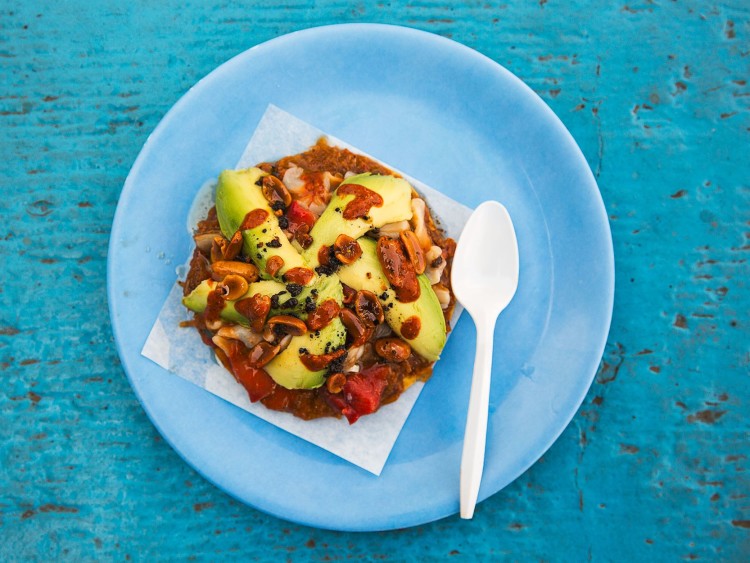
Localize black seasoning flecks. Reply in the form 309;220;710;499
286;283;304;297
266;237;282;248
270;292;287;309
327;352;347;375
277;216;289;230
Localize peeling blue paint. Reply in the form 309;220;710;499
1;0;748;560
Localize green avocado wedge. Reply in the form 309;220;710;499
302;173;413;268
215;168;313;283
182;275;347;390
182;279;286;326
264;273;346;389
338;237;446;362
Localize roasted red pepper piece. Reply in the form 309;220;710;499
226;341;277;402
332;364;390;424
285;200;316;234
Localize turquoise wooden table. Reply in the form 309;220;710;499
2;1;748;559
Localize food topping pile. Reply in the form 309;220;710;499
181;140;456;423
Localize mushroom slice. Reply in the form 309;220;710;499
341;344;366;372
211;260;260;283
247;341;281;367
333;234;362;265
261;175;292;207
281;164;305;192
374;337;412;362
211;335;234;360
425;245;447;285
432;283;451;310
340;308;372;347
376;220;410;239
326;372;347;394
400;230;426;275
266;315;307;336
409;198;431;250
218;274;248;301
223;230;243;261
216;325;264;349
354;290;384;327
193;231;220;253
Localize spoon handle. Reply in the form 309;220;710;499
460;316;496;519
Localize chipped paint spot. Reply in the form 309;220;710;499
687;410;726;424
37;504;78;514
597;343;624;384
26;200;54;217
725;20;735;39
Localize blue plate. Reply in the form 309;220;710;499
108;24;613;531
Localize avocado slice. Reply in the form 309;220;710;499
338;237;446;361
216;168;314;283
302;173;413;267
183;275;347;390
182;273;342;325
265;274;347;389
182;279;286;326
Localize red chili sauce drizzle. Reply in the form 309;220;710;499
283;266;315;286
265;255;284;277
401;315;422;340
338;184;384;220
376;237;420;303
240;208;269;230
306;299;341;331
234;293;271;333
204;286;226;325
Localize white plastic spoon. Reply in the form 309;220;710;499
451;201;519;519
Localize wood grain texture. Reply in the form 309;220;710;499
1;0;748;560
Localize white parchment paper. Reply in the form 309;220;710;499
141;105;472;475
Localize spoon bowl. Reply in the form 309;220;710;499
451;201;519;519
